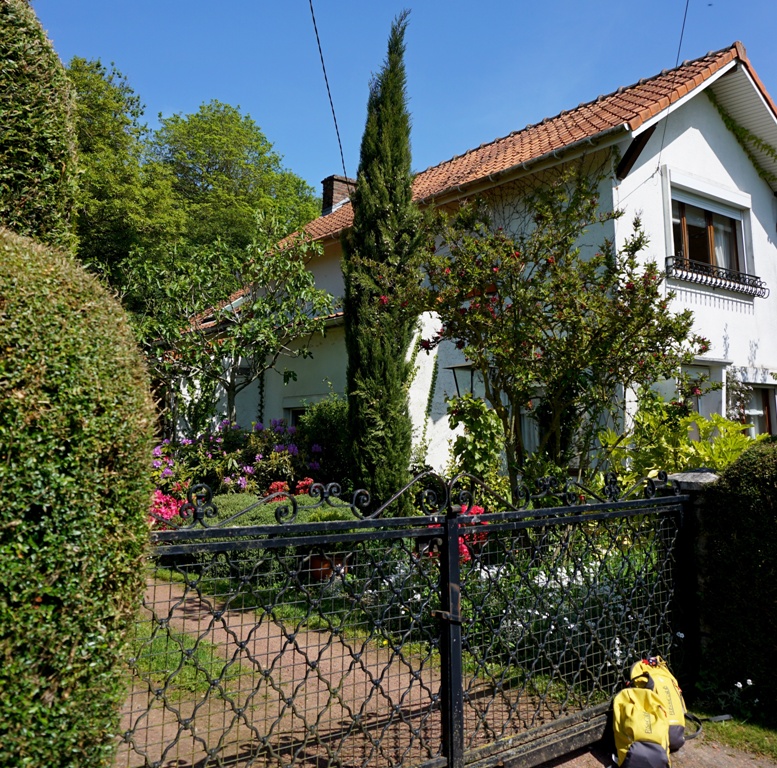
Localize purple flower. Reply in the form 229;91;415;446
253;422;264;432
237;476;248;489
207;453;212;459
287;425;297;435
161;467;173;478
152;446;162;458
311;444;323;454
216;437;223;444
308;461;321;471
273;424;285;434
243;465;255;475
152;459;162;469
162;438;170;445
271;418;283;428
273;444;286;453
223;476;232;485
219;418;230;430
255;454;263;462
287;443;299;456
181;438;193;446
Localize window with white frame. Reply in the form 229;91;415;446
663;172;768;298
744;388;774;438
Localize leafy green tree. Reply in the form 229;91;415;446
150;100;319;247
67;57;183;282
343;11;428;508
0;0;78;250
122;213;333;432
425;164;709;489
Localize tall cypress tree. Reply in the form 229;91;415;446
343;11;425;510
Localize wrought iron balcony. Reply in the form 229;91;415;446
665;255;769;298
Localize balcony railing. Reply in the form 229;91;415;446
665;256;769;298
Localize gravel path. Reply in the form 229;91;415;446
116;577;441;768
117;578;774;768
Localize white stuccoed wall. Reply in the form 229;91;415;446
613;92;777;408
232;89;777;468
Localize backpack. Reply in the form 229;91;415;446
612;674;671;767
630;656;701;752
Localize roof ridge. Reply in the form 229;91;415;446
413;43;740;181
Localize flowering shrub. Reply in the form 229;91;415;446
459;504;488;561
150;418;333;503
295;476;315;496
267;480;290;498
429;503;488;563
149;491;183;527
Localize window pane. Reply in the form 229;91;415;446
712;213;738;271
685;204;711;264
744;389;771;437
671;200;684;258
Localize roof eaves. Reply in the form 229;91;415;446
418;121;631;205
733;41;777;122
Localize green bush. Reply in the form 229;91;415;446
298;393;350;489
698;441;777;724
0;229;154;766
0;0;78;250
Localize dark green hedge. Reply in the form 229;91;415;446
0;229;154;766
698;441;777;723
0;0;78;250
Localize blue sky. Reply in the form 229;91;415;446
31;1;777;197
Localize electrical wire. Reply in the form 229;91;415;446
308;0;348;180
656;0;692;167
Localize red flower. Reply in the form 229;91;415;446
379;295;389;306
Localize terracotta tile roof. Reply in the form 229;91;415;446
306;43;751;242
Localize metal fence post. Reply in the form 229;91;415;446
437;502;464;768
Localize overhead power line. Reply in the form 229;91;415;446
656;0;692;169
308;0;348;180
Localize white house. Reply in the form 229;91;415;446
233;42;777;471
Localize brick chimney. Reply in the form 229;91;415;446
321;175;356;215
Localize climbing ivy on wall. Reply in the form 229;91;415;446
707;90;777;186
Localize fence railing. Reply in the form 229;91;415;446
117;473;686;768
665;255;769;298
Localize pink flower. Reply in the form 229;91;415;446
149;491;183;526
268;480;290;498
295;477;314;495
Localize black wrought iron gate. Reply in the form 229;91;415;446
117;473;686;768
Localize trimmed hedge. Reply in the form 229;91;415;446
699;441;777;723
0;0;78;250
0;229;155;765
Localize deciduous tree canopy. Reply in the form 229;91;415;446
150;100;319;248
67;57;183;282
425;163;708;487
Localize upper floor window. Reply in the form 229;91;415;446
671;199;741;272
666;193;768;298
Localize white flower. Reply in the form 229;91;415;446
747;679;753;686
676;632;685;639
735;681;743;689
